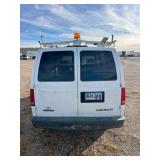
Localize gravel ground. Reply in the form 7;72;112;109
20;57;140;156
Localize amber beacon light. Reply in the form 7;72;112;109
74;32;80;40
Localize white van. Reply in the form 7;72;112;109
29;35;125;129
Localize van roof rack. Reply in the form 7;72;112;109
38;33;116;48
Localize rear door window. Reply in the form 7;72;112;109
38;51;74;81
80;51;117;81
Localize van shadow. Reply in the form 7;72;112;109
38;128;106;155
20;97;107;156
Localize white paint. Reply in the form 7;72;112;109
30;47;125;118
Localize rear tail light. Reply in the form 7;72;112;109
121;87;126;105
30;89;35;106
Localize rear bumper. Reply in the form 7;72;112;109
32;116;125;129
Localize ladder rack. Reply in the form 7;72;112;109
38;34;116;48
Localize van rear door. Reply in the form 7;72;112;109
34;48;78;117
77;48;121;117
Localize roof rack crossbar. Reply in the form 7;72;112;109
38;35;116;48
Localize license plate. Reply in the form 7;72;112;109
81;92;104;103
85;92;102;100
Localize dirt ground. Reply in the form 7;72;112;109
20;57;140;156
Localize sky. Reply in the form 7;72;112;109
20;4;140;51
